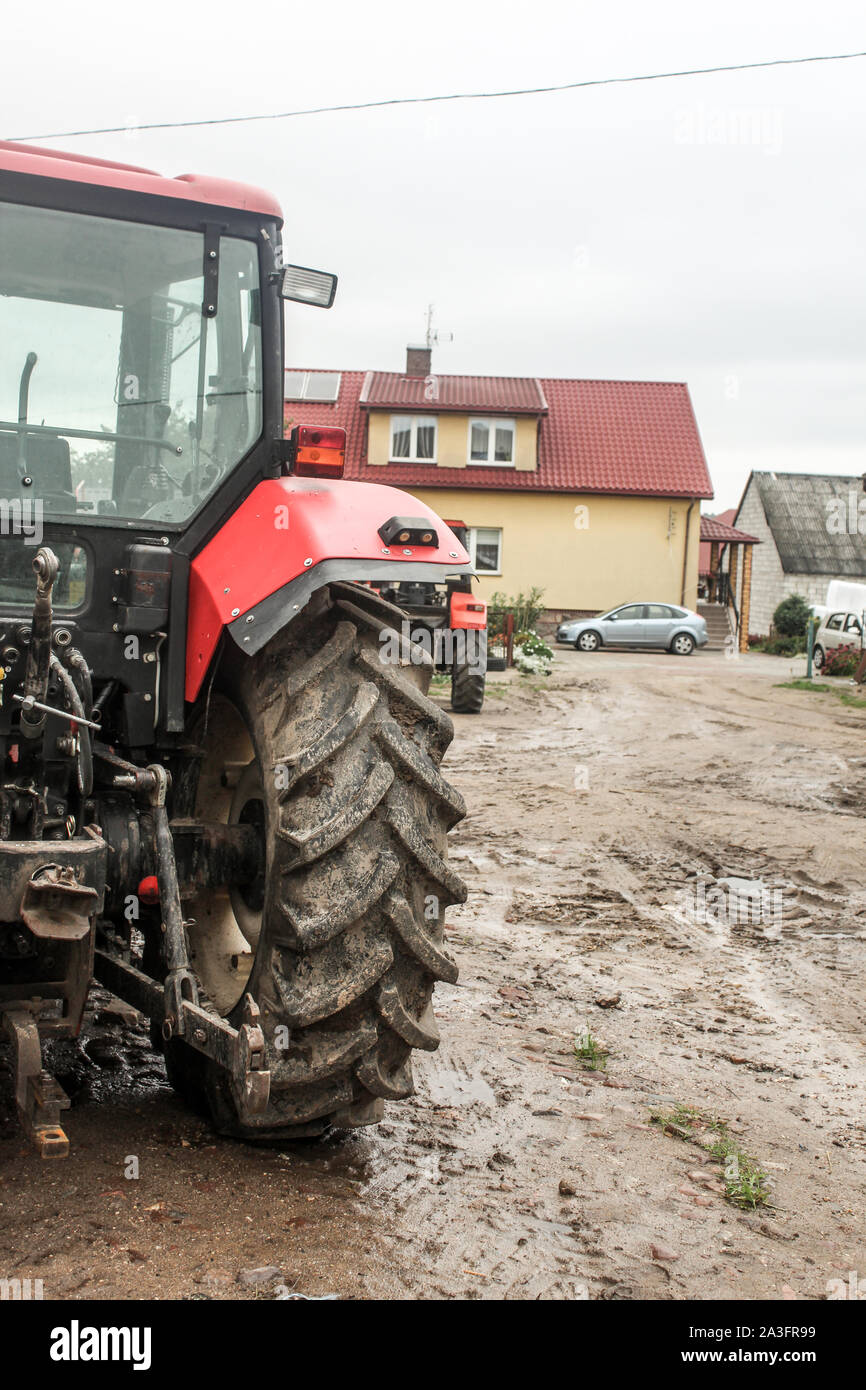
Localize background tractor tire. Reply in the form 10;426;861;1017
450;630;487;714
164;582;466;1141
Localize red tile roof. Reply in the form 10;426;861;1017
284;370;714;499
285;370;368;472
698;509;758;576
359;371;547;414
700;515;759;544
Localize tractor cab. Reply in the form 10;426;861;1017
0;141;472;1154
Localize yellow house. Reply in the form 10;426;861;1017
285;349;714;623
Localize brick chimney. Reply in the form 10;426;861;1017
405;344;431;377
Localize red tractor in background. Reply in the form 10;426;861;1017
0;140;472;1153
370;521;488;714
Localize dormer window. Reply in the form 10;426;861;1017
469;418;515;465
390;414;437;462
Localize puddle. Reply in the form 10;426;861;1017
417;1051;497;1107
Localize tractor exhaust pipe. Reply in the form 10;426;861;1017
20;546;59;739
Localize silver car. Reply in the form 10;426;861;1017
556;602;708;656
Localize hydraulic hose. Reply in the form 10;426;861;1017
50;653;93;798
62;648;95;798
64;648;93;721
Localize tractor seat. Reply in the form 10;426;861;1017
0;431;75;506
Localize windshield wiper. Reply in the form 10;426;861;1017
16;350;38;481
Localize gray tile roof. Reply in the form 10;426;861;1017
750;472;866;575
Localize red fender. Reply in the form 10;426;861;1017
186;477;471;701
449;591;487;631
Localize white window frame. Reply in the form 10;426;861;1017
468;526;502;576
467;417;516;466
389;414;438;463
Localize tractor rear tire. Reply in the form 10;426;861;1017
164;582;466;1141
450;630;486;714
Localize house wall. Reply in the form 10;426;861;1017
408;488;701;613
734;480;858;633
366;411;538;471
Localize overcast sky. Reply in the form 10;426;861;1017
6;0;865;509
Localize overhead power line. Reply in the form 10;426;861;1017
9;49;866;143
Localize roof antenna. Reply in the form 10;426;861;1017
425;303;453;350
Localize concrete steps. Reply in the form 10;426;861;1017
698;603;734;651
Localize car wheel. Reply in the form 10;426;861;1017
813;644;825;670
671;633;695;656
576;631;600;652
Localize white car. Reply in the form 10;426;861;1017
813;610;864;670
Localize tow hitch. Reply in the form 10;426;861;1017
93;948;271;1123
1;1008;71;1157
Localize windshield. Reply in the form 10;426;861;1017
0;202;263;525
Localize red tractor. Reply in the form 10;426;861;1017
0;141;471;1153
370;526;488;714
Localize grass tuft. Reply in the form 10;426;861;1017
707;1134;772;1209
650;1104;771;1210
777;679;866;709
573;1029;609;1071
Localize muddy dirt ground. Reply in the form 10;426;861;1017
2;648;865;1301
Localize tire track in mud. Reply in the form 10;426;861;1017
397;658;866;1298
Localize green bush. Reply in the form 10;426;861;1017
773;594;812;638
768;635;807;655
749;633;807;655
487;587;546;636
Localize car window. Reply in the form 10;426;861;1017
845;614;862;633
826;613;844;630
616;605;645;621
646;604;672;619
